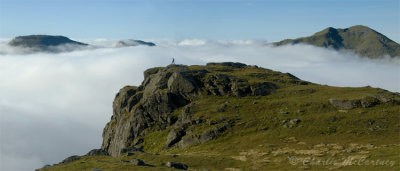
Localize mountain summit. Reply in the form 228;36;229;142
8;35;88;53
113;39;156;48
274;25;400;58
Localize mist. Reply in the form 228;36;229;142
0;40;399;171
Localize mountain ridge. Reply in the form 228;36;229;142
274;25;400;58
8;35;88;53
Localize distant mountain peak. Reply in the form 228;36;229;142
113;39;156;48
274;25;400;58
8;35;88;53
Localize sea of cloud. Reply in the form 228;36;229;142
0;39;399;170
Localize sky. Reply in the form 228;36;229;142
0;0;399;42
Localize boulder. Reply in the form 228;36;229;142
86;149;109;156
329;98;359;110
200;123;231;143
178;135;200;148
250;82;277;96
360;96;380;108
130;159;146;166
167;72;197;94
204;74;232;96
60;155;81;164
165;127;186;148
289;119;301;125
166;162;189;170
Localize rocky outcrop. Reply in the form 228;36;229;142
329;99;359;110
329;94;399;110
86;149;109;156
101;62;299;157
59;155;81;164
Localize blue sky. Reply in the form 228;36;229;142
0;0;399;42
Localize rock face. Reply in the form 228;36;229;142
101;62;289;157
274;25;400;58
113;39;156;48
8;35;88;52
329;94;399;110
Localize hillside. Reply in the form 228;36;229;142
274;25;400;58
8;35;88;52
39;62;400;170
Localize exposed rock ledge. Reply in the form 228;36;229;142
101;62;299;157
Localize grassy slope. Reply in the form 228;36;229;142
40;65;400;171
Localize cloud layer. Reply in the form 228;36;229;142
0;40;399;170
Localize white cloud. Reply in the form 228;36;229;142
0;40;399;171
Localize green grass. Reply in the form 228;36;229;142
40;64;400;170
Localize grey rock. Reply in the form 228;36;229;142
289;119;301;125
297;109;306;113
200;123;230;143
121;146;143;153
42;164;52;169
329;98;359;110
130;159;146;166
120;159;130;163
168;72;197;94
143;67;161;79
360;96;380;108
92;168;102;171
250;82;277;96
204;74;232;96
166;161;189;170
279;109;289;114
60;155;81;164
231;80;251;97
178;135;200;148
165;127;186;148
86;149;109;156
165;103;199;149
